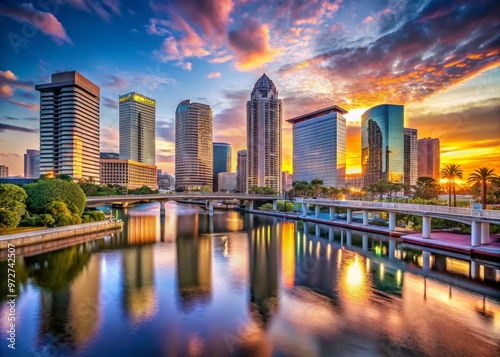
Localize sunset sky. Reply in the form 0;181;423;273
1;0;499;178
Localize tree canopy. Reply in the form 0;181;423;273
24;178;86;215
0;183;27;215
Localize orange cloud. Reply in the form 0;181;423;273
228;18;280;70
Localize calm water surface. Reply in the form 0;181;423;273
1;202;499;357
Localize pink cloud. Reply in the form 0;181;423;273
209;55;233;64
207;72;221;79
363;15;374;24
1;3;72;45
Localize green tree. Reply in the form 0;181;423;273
441;164;463;207
467;168;497;209
414;177;441;200
366;180;391;200
24;178;86;215
0;183;27;216
56;174;73;182
292;181;309;197
325;187;343;199
310;178;324;197
0;209;21;232
36;214;55;227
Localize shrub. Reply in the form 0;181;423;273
36;214;55;227
0;208;21;231
25;179;86;215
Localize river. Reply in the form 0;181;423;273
0;202;499;356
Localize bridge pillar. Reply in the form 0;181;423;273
346;230;352;246
329;227;334;242
316;224;320;237
481;223;490;245
346;208;352;224
422;216;431;238
209;215;214;233
471;220;481;247
362;234;368;251
422;250;431;271
315;205;320;218
329;207;335;221
389;212;396;231
273;199;278;211
208;200;214;216
362;210;369;225
389;239;395;260
248;201;254;211
301;203;308;216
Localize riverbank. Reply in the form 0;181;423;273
239;208;500;259
0;219;123;251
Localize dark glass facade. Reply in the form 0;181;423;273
361;105;404;185
213;143;232;175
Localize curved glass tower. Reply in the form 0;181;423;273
175;100;213;191
246;73;282;192
361;104;404;185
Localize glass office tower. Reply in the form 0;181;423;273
361;104;404;185
213;142;231;191
287;105;347;188
119;92;156;165
175;100;213;191
35;71;100;181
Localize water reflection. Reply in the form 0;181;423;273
1;203;499;356
122;245;157;326
176;234;212;310
249;221;279;326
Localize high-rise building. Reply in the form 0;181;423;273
158;172;175;190
287;105;347;188
404;128;418;186
100;152;119;159
236;150;247;193
282;171;293;193
213;142;231;191
35;71;100;181
0;165;8;177
24;149;40;178
218;172;237;192
175;100;213;191
361;104;404;186
119;92;156;165
247;73;282;192
418;138;441;180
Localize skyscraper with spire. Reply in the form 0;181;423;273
246;73;282;193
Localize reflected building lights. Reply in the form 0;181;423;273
281;222;295;290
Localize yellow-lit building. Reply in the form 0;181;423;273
100;159;158;190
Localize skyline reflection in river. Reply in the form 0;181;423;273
0;202;499;356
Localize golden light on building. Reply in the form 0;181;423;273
280;222;295;289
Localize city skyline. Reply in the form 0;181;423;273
1;0;499;178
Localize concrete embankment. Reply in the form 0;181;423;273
0;220;123;254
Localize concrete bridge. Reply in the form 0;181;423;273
86;193;284;214
296;198;500;247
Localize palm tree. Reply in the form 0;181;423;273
440;164;463;207
310;178;324;198
467;168;497;209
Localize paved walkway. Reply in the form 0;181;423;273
401;232;500;258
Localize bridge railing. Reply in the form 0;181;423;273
86;193;284;201
296;198;500;220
